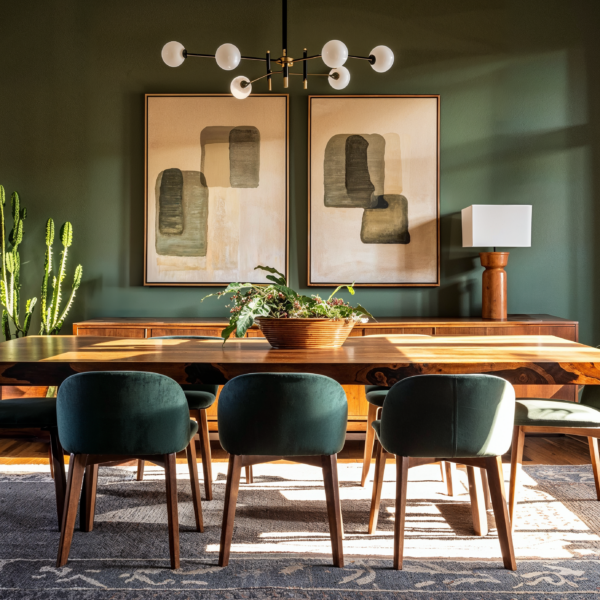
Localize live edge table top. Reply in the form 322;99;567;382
0;334;599;387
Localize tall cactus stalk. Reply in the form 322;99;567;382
40;219;82;335
0;186;37;340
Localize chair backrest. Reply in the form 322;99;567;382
152;336;221;395
581;385;600;410
57;372;191;456
379;374;515;458
218;373;348;457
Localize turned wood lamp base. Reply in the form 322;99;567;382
480;252;509;321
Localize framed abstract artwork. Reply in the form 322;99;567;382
308;95;440;287
145;94;288;286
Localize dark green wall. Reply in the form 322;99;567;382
1;0;599;342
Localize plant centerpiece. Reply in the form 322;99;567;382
203;265;373;349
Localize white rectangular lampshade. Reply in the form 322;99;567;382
462;205;532;248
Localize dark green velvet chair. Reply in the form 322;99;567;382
217;372;348;568
360;335;435;487
0;396;66;529
137;336;222;500
369;374;517;571
55;372;203;570
509;385;600;529
362;385;457;493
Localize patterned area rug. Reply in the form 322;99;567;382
1;462;600;598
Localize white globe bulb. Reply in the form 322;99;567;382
161;41;186;67
231;76;252;99
321;40;348;68
370;45;394;73
328;66;350;90
216;43;241;71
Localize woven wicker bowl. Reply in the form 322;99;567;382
255;318;355;349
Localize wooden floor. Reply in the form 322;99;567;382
0;434;592;466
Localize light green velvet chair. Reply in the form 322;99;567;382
55;372;203;570
137;336;222;499
509;385;600;529
0;397;66;530
217;372;348;568
369;374;517;571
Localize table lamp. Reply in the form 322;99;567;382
461;205;532;321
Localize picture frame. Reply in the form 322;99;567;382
308;95;440;287
144;94;289;286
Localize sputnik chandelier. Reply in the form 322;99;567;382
161;0;394;99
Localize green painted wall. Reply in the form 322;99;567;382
1;0;599;342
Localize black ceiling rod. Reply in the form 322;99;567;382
282;0;289;87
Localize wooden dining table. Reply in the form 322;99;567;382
3;333;600;541
0;333;599;387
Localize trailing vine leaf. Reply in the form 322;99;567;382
255;265;286;284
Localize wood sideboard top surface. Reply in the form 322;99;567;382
73;314;576;329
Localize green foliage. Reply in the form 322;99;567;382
40;218;83;335
0;186;37;340
202;265;374;342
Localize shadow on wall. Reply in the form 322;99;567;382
439;212;480;317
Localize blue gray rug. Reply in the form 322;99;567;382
1;462;599;598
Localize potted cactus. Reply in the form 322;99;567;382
39;218;83;335
0;187;37;340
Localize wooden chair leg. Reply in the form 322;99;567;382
197;409;213;500
56;454;87;567
245;465;254;484
485;456;517;571
186;440;204;532
164;453;180;570
588;437;600;500
48;446;54;479
136;459;145;481
219;454;243;567
80;464;99;532
481;467;492;510
466;466;488;536
443;461;457;496
368;439;386;534
322;454;344;568
361;403;379;487
393;456;410;570
48;428;66;531
509;425;525;528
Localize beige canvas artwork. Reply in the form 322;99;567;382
145;94;288;285
308;96;439;286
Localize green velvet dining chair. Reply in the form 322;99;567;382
55;371;203;570
0;396;66;530
217;372;348;568
359;335;457;494
509;385;600;529
369;374;517;570
136;336;223;500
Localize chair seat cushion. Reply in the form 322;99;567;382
366;389;388;408
0;398;57;428
365;385;389;394
184;390;217;411
515;399;600;428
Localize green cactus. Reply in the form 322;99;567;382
40;218;83;335
0;186;37;340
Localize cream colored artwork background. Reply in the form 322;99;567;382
146;96;287;284
310;97;438;285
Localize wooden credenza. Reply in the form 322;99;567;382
73;314;579;435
